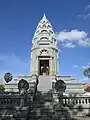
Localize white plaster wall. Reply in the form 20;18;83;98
51;48;56;70
57;51;59;75
30;49;37;74
30;15;59;75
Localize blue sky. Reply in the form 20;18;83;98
0;0;90;83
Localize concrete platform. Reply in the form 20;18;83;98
37;76;53;92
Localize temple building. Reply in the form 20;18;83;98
30;14;59;76
2;14;85;94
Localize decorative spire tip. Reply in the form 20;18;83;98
42;13;46;19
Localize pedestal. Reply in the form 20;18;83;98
37;76;52;93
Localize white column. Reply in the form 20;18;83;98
56;51;59;75
87;99;89;104
30;50;37;75
36;57;39;75
81;100;83;104
49;58;52;75
63;99;65;104
52;59;56;75
77;100;79;104
57;58;59;75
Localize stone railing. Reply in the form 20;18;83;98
1;75;90;119
0;94;29;119
0;94;20;107
0;93;90;119
60;96;90;105
0;95;90;107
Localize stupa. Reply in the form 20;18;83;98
3;14;84;94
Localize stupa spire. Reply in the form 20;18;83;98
30;14;59;76
42;13;46;20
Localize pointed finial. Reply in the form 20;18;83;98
42;13;46;19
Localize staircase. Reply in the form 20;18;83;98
37;76;53;93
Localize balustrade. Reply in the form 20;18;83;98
0;75;90;119
59;96;90;105
0;92;90;119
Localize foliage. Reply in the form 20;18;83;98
0;85;5;92
83;67;90;78
84;86;90;92
83;84;90;92
4;72;13;83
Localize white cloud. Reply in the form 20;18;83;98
56;29;87;41
73;62;90;70
78;13;90;19
0;54;29;77
55;29;90;48
81;65;90;69
78;4;90;19
84;13;90;19
62;42;75;48
58;49;61;53
79;77;90;84
73;65;79;68
87;62;90;65
85;4;90;10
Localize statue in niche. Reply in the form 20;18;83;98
41;64;49;75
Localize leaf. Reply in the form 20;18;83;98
83;67;90;78
84;86;90;92
0;85;5;92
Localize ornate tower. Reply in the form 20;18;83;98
30;14;59;76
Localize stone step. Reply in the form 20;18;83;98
37;76;53;93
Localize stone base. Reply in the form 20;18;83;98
37;76;53;93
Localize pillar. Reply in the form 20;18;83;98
49;58;53;75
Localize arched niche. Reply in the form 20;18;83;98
38;49;50;75
40;49;49;56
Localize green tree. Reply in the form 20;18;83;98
84;86;90;92
4;72;13;83
83;67;90;78
0;85;5;92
